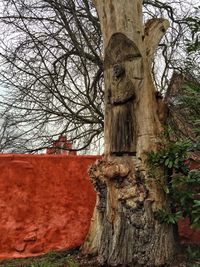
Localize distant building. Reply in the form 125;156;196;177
46;135;77;155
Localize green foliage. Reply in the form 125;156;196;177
182;7;200;145
191;200;200;229
180;82;200;136
156;209;182;224
146;139;200;229
146;139;191;173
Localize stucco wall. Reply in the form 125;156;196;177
0;154;199;259
0;154;99;259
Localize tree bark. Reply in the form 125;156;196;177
83;1;177;266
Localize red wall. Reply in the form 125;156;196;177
0;154;199;259
0;154;99;259
178;218;200;244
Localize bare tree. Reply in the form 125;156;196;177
0;0;198;153
0;0;104;152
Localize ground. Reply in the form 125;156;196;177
0;246;200;267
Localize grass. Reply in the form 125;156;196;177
186;246;200;267
0;250;80;267
0;246;200;267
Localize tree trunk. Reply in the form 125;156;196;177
83;1;177;266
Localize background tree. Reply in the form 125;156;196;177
0;0;104;153
0;0;199;153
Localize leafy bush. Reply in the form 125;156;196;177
146;139;200;229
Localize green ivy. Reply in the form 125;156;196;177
156;209;182;225
146;139;200;229
146;140;191;172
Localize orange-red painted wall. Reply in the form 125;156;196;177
0;154;99;259
0;154;199;259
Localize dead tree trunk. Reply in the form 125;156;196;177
83;1;177;266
